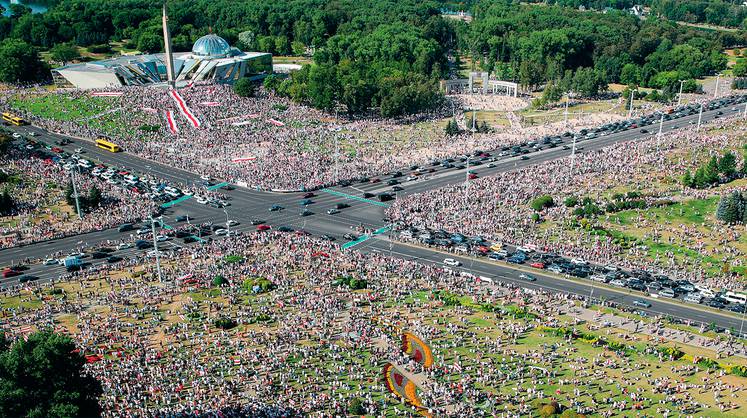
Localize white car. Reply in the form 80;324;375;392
11;132;21;139
443;258;461;267
226;220;239;226
406;175;417;181
570;258;587;265
43;258;57;265
195;196;209;204
136;228;150;235
200;175;211;181
74;148;83;153
515;246;534;254
117;243;132;250
604;265;619;271
215;228;228;236
147;250;164;257
156;235;169;242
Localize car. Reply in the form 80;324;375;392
175;215;192;222
118;223;135;232
363;192;375;198
18;275;39;283
590;274;608;283
387;179;399;186
320;234;336;241
300;209;313;216
117;243;132;250
529;262;545;269
43;258;57;265
303;192;315;198
326;208;340;215
183;236;199;243
335;203;350;209
11;132;21;139
106;256;123;263
147;250;164;257
520;156;530;160
269;204;284;211
97;247;115;253
683;293;703;304
443;258;461;266
226;220;239;227
156;235;169;242
295;230;311;236
300;199;313;206
659;288;676;298
135;240;152;250
378;193;394;202
632;300;651;308
343;233;358;241
519;273;537;282
215;229;228;236
277;226;294;232
74;148;83;153
570;258;587;265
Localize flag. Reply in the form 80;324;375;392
168;90;201;128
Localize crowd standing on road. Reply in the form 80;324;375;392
388;116;747;292
1;232;746;416
3;84;624;191
0;147;153;249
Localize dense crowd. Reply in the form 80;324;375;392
1;232;745;416
0;147;153;248
3;84;625;191
388;115;747;292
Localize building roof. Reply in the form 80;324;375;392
192;34;232;58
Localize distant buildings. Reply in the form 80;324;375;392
52;34;272;89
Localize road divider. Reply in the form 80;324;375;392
341;225;392;250
319;188;390;208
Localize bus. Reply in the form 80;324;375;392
2;112;26;126
95;137;122;153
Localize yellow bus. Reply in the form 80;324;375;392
95;137;122;152
2;112;26;126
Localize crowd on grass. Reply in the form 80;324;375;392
388;115;747;293
0;147;153;249
1;232;747;416
3;84;625;191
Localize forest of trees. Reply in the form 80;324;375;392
0;0;742;115
464;1;737;102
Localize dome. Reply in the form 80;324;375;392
192;34;232;58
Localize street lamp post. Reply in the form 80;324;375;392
656;113;664;152
150;216;163;282
569;133;577;180
714;73;721;99
696;102;704;131
564;91;571;127
627;88;637;118
677;80;685;106
224;209;230;236
69;165;82;220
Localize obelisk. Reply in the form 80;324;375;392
162;3;176;88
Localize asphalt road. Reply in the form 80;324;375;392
3;101;746;331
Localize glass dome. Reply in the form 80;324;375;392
192;34;232;58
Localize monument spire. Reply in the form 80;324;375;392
162;2;176;88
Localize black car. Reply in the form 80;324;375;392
91;252;108;259
106;256;123;263
335;203;350;209
520;155;530;160
277;226;294;232
97;247;115;253
183;236;198;243
220;184;235;190
250;219;265;225
392;185;404;191
343;233;358;241
18;275;39;283
391;171;403;178
363;192;375;198
387;179;399;185
320;234;336;241
378;193;394;202
135;240;152;250
175;231;191;238
175;215;192;222
118;223;135;232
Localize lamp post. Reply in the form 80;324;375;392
564;91;571;127
714;73;721;99
224;209;230;236
696;102;704;131
150;216;162;282
69;164;82;220
677;80;685;106
627;88;638;118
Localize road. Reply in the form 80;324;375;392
3;100;746;331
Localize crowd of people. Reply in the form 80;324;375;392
1;231;746;416
0;146;153;248
3;84;625;191
388;115;747;292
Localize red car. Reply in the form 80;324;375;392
2;269;21;278
371;178;381;183
530;262;545;269
295;230;311;236
468;174;478;180
51;147;63;153
303;192;315;198
476;245;489;254
256;224;271;231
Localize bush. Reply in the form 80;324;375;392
531;212;541;223
138;124;160;132
657;346;685;360
564;196;579;207
348;398;365;415
212;275;228;287
214;317;237;330
333;276;368;290
731;365;747;377
223;255;244;264
697;357;720;370
50;288;63;295
243;277;275;293
530;195;555;212
87;43;112;53
233;78;256;97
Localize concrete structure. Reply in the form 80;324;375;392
53;19;272;90
441;72;518;97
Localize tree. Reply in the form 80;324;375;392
88;186;101;209
233;78;255;98
718;151;737;179
0;39;47;84
530;195;554;212
716;192;745;224
50;43;79;65
0;331;102;418
704;155;720;185
237;30;255;51
348;398;365;415
620;63;642;86
0;189;12;216
681;170;694;188
136;33;161;53
445;119;459;136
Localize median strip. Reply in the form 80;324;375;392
341;225;392;250
206;181;229;191
160;195;193;209
319;188;390;207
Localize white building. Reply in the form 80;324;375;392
53;34;273;89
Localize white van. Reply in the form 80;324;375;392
723;291;747;305
479;276;494;285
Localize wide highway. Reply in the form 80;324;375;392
2;99;746;332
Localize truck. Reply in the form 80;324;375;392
61;256;82;271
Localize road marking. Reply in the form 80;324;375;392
319;188;390;207
341;225;392;250
161;195;193;208
207;181;229;191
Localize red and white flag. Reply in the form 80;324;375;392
165;110;179;134
266;118;285;127
168;89;201;128
91;91;123;97
199;102;221;107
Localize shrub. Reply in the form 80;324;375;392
697;357;720;370
530;195;555;212
214;317;237;330
223;255;244;264
212;275;228;287
657;346;684;360
333;276;367;289
138;124;160;132
348;398;365;415
243;277;275;293
531;213;541;223
87;43;112;53
50;288;63;295
564;196;579;207
731;365;747;377
233;78;256;97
